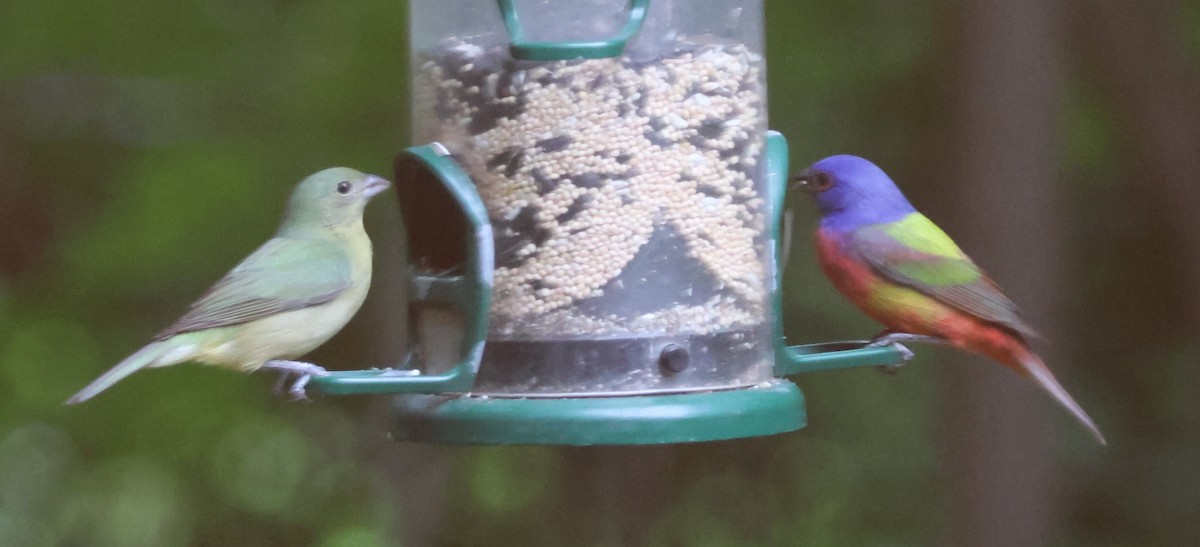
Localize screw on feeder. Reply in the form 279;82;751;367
659;344;689;374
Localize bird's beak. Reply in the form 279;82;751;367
362;175;391;197
790;171;815;193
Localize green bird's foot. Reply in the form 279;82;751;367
263;360;330;401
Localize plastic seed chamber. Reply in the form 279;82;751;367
308;0;907;445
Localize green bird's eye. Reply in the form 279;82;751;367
336;181;351;194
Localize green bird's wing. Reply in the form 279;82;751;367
156;237;351;339
851;213;1039;339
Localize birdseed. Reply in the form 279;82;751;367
414;38;770;339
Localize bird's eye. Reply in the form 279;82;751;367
336;181;351;194
812;172;834;191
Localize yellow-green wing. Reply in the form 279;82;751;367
156;237;351;339
851;213;1038;339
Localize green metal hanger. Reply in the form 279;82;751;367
497;0;650;61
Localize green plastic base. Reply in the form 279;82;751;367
388;380;806;446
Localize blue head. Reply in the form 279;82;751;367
791;155;916;232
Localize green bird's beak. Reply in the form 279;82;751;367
363;175;391;197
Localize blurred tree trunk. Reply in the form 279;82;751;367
0;133;52;282
1067;1;1200;327
559;447;674;544
935;1;1067;545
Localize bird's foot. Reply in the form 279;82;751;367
865;331;945;374
878;343;913;375
263;360;330;402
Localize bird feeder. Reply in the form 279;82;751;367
308;0;906;445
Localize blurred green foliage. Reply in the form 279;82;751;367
0;0;1197;545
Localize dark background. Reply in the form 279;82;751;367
1;1;1197;545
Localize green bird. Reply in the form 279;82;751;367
67;168;391;404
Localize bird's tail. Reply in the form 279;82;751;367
66;340;177;404
1011;346;1107;446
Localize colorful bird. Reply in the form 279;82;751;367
66;168;391;404
792;155;1105;445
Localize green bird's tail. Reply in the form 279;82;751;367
66;339;181;404
1014;347;1107;446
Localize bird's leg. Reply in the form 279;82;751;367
262;360;330;401
272;373;290;396
288;373;314;400
865;330;948;374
